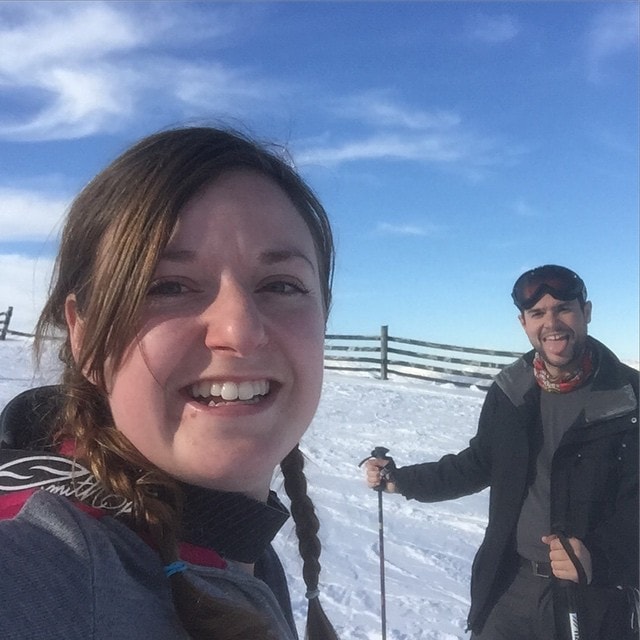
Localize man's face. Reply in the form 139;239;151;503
519;294;592;378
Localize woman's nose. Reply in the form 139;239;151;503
201;277;268;356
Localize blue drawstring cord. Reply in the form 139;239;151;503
164;561;188;578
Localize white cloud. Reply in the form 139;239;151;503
0;188;68;240
0;3;141;72
0;3;143;139
297;127;504;170
375;222;437;237
334;94;461;130
585;4;639;82
466;13;520;44
297;94;518;172
0;2;275;141
298;133;460;165
172;62;281;114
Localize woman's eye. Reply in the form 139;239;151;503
147;280;188;296
261;280;310;296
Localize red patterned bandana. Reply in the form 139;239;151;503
533;348;594;393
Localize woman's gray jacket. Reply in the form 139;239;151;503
0;490;298;639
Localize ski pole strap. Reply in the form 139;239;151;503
557;533;589;586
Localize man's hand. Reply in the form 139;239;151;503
542;534;592;584
363;458;397;493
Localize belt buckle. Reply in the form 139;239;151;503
532;560;551;579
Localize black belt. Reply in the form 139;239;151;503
519;556;553;578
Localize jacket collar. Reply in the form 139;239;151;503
0;448;289;564
496;336;637;423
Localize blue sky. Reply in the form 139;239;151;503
0;1;638;360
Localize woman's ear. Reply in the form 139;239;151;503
64;294;84;364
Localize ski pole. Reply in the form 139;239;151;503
359;446;393;640
555;532;588;640
564;583;580;640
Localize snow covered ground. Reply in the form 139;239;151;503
0;335;491;639
280;371;488;640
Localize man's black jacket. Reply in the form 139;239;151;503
393;337;639;637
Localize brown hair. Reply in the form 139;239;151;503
35;126;338;640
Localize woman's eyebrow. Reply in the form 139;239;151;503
260;248;316;271
159;248;197;263
158;247;316;271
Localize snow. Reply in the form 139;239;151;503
0;336;490;639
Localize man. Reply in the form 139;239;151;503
364;264;638;639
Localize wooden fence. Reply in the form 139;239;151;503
0;306;36;340
0;306;12;340
325;325;523;390
1;308;522;389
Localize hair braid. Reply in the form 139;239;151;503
280;446;339;640
55;372;276;640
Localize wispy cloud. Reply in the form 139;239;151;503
465;12;520;45
298;133;469;165
375;222;438;237
585;4;639;82
297;95;515;173
0;2;141;139
0;2;276;141
0;187;69;240
334;94;461;131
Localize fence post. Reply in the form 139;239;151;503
380;324;388;380
0;306;13;340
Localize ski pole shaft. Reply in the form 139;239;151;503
377;487;387;640
369;446;390;640
358;446;392;640
566;586;580;640
555;531;586;640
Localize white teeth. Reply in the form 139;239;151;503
190;380;270;402
221;382;238;400
238;381;255;400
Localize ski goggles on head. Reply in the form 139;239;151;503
511;265;587;311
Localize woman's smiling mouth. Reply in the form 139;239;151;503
189;380;271;406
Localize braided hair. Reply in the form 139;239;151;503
281;446;339;640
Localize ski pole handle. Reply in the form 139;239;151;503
359;447;394;491
358;446;391;465
371;446;390;460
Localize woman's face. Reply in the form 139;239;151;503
102;170;326;499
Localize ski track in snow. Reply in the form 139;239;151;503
0;337;489;639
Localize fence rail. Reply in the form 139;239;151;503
325;325;523;390
0;306;12;340
1;308;522;389
0;306;38;340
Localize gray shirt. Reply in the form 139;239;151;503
516;384;591;561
